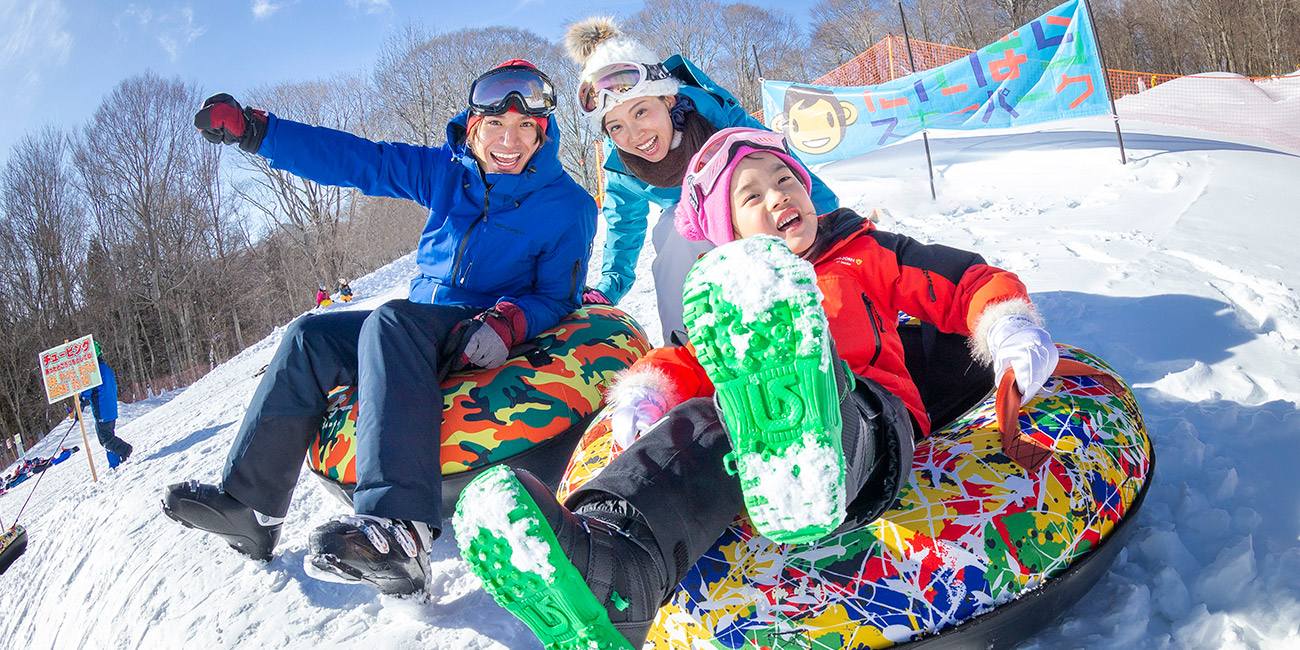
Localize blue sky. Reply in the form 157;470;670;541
0;0;821;161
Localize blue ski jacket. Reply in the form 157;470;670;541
81;360;118;422
593;57;839;303
258;111;597;340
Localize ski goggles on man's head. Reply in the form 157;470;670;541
577;61;675;116
684;128;793;199
468;65;557;118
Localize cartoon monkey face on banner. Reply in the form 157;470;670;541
770;85;858;156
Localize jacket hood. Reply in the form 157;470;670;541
446;109;567;201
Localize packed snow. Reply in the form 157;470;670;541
3;80;1299;649
695;235;831;364
453;467;557;582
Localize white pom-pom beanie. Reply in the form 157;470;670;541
577;37;680;128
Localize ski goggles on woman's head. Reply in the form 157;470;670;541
676;127;814;247
468;65;557;117
684;128;794;198
577;61;675;116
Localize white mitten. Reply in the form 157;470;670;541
988;314;1058;405
610;385;669;450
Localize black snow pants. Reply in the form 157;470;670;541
94;420;133;459
565;373;914;588
565;325;992;586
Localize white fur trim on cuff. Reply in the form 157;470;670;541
606;366;674;405
969;298;1042;365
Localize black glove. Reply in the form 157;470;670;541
194;93;268;154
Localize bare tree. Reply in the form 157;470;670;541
810;0;894;71
627;0;728;70
0;127;89;443
372;22;446;146
1;127;86;332
237;75;374;301
74;72;213;378
717;4;811;112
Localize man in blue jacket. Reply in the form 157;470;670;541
80;342;133;468
162;60;597;596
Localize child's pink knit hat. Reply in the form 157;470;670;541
675;127;812;247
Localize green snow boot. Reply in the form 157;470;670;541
682;235;847;544
454;466;670;650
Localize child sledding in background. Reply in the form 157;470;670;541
453;127;1059;650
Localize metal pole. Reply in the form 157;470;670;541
898;3;937;200
1080;0;1127;164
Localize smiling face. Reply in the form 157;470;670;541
784;95;856;155
602;95;677;163
469;111;544;174
729;152;818;254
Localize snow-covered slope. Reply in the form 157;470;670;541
2;80;1299;649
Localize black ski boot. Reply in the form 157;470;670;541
454;466;672;650
306;514;432;596
162;481;282;561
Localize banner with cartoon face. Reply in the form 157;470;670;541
762;0;1110;165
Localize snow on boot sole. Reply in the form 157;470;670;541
454;465;631;650
682;236;846;544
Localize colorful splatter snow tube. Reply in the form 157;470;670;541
557;344;1152;650
308;305;651;512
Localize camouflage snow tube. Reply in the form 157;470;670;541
309;304;652;512
558;344;1153;650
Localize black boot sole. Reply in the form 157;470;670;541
160;487;277;561
303;552;424;596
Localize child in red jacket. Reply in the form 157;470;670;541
455;127;1058;650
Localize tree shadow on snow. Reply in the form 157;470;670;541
930;129;1297;161
142;422;235;463
1031;291;1253;386
831;128;1297;176
1020;396;1300;650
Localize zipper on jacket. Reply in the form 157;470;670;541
452;184;492;286
569;261;580;300
923;270;937;302
862;293;884;366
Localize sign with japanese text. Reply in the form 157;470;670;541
761;0;1110;165
39;335;101;404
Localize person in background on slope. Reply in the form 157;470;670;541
564;17;839;341
162;59;597;597
337;278;354;302
454;127;1059;650
315;284;330;307
79;342;133;469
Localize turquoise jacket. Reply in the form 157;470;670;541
593;58;839;303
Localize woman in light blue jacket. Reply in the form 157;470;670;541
567;18;838;340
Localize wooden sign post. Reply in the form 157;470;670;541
38;336;100;483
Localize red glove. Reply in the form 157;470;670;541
456;302;527;370
194;93;268;154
